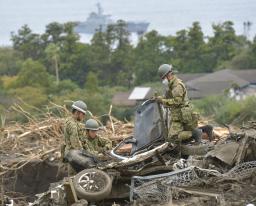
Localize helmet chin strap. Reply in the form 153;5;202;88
168;75;176;85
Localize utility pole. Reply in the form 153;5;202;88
243;21;252;39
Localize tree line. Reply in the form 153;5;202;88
0;20;256;121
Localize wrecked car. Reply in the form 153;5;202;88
31;100;219;205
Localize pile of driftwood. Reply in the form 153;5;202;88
0;117;62;175
0;103;231;178
0;103;134;205
0;102;233;205
0;104;133;177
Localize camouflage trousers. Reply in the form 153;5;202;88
167;121;193;143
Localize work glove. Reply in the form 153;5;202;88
155;96;164;104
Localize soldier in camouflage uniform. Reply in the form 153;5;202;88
68;119;112;173
82;119;112;156
63;100;88;157
61;101;87;175
156;64;199;143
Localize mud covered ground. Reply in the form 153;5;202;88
1;160;67;205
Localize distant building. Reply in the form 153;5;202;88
112;87;154;107
111;69;256;106
230;69;256;100
128;87;154;101
185;69;256;99
177;73;207;83
112;92;136;107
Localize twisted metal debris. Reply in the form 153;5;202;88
132;161;256;204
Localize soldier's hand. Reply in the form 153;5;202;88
170;136;181;145
97;153;109;161
155;96;164;103
97;153;104;158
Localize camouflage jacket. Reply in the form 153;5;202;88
81;135;112;155
63;117;84;153
162;76;189;108
161;76;196;123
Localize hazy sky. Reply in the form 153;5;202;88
1;0;256;45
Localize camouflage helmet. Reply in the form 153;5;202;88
85;119;99;131
72;100;87;114
158;64;173;79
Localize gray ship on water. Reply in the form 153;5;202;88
75;3;149;34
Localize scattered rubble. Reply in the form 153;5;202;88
132;121;256;206
0;104;133;205
0;103;255;205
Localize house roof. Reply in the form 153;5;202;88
187;81;235;99
177;73;207;83
112;87;155;107
186;69;249;91
230;69;256;84
185;69;256;99
112;92;136;107
112;69;256;102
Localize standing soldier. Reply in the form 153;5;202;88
63;100;87;161
156;64;199;143
82;119;112;155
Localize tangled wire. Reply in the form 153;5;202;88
132;161;256;204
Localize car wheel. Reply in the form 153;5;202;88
73;168;112;201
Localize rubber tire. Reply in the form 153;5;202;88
65;150;96;172
73;168;112;201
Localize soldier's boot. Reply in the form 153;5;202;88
200;125;213;141
191;128;203;143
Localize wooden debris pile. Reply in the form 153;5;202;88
100;117;133;141
0;104;134;205
0;104;134;177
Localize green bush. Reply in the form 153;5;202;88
52;87;111;117
215;100;242;124
232;96;256;124
112;106;135;121
193;95;256;125
48;79;79;95
193;95;228;116
9;86;48;108
11;59;52;88
0;47;22;76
